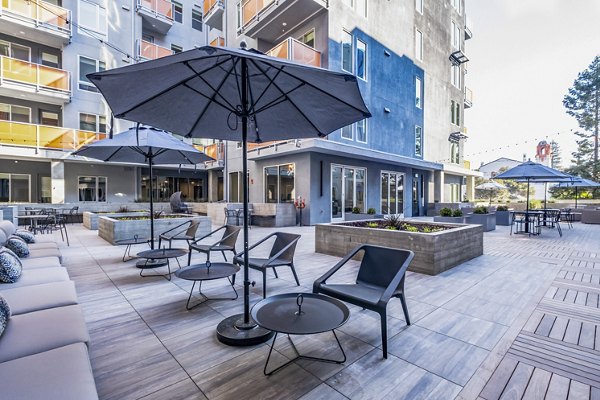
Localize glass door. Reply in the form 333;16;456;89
331;165;366;221
331;166;343;220
381;171;404;216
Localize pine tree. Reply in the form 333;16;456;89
550;140;562;170
563;56;600;181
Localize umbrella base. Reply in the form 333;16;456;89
216;314;274;346
136;259;168;268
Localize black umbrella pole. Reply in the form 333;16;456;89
149;159;155;250
241;126;251;325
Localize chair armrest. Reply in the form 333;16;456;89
233;233;277;258
260;236;301;268
312;245;367;293
207;230;240;250
161;220;191;236
190;225;225;245
378;251;415;307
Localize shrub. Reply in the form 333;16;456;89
404;225;418;232
439;207;453;217
367;207;376;215
384;214;402;229
117;206;129;213
473;206;488;214
366;222;379;228
352;207;361;214
497;205;509;211
385;226;398;230
452;209;463;217
529;199;542;209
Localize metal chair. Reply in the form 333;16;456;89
233;232;301;298
187;225;241;265
39;214;70;246
313;245;414;359
224;207;238;225
66;206;79;224
158;219;201;249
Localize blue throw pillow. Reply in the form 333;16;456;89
0;294;10;338
0;248;22;283
14;230;35;244
5;237;29;258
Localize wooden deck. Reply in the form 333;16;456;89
53;220;600;399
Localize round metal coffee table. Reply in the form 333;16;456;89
251;292;350;375
115;236;150;261
137;248;187;280
175;262;240;310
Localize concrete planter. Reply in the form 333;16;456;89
315;221;483;275
433;216;465;224
465;213;496;231
98;215;211;245
83;211;149;230
495;210;512;226
344;213;381;221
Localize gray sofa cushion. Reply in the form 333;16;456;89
0;293;9;338
1;281;78;315
0;343;98;400
28;242;59;250
0;220;16;237
0;248;22;283
1;267;69;289
5;236;30;258
0;304;90;363
21;256;62;270
28;247;63;263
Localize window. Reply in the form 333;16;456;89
331;165;366;218
192;7;203;31
172;1;183;23
236;2;242;30
79;56;105;92
381;172;404;215
0;104;31;123
415;76;422;108
415;0;423;14
78;176;106;201
40;110;59;126
450;143;460;164
229;171;241;202
415;29;423;61
357;0;367;17
341;124;353;140
356;39;367;80
415;126;422;156
0;41;31;61
171;44;183;54
451;64;461;88
450;100;460;125
342;30;353;73
356;119;367;143
0;174;30;202
264;164;295;203
142;33;154;43
298;29;315;48
78;0;107;36
41;52;59;68
79;113;106;132
452;0;462;15
451;21;461;50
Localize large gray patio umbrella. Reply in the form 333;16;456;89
494;161;571;212
86;44;371;346
73;125;212;250
475;181;507;205
556;177;600;208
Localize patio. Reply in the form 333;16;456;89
54;220;600;399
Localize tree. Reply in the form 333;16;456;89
550;140;562;170
563;56;600;181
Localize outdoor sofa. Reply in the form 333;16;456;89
0;221;98;399
581;207;600;224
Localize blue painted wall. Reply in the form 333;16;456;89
327;29;425;160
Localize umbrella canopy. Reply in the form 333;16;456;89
556;177;600;208
475;181;507;205
494;161;571;212
73;125;212;249
87;45;371;346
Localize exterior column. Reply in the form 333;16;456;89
434;170;444;203
466;175;475;201
207;170;219;202
51;161;65;204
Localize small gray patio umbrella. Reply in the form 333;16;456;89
475;181;507;205
494;161;571;212
73;125;212;250
86;44;371;346
556;177;600;208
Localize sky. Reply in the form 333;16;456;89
465;0;600;169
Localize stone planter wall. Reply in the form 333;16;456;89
495;210;512;226
465;213;496;231
433;216;466;224
83;211;149;230
98;215;211;245
344;213;381;221
315;221;483;275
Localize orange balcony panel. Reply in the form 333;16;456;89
267;38;321;67
0;56;70;99
140;0;173;19
139;40;173;60
39;126;76;150
0;120;37;147
241;0;275;26
210;37;225;47
0;120;106;151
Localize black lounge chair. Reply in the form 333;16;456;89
233;232;301;298
313;244;414;359
158;219;201;249
187;225;241;265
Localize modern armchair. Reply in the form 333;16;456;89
233;232;301;298
313;244;414;359
170;191;192;214
158;219;201;249
187;225;241;265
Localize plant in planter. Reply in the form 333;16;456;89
439;207;453;217
367;207;376;215
466;205;496;231
352;207;361;214
434;207;465;223
495;205;512;226
473;206;488;214
452;209;463;217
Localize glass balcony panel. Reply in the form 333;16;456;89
39;126;76;150
141;0;173;20
291;39;321;67
267;41;288;59
38;64;70;91
140;40;172;60
76;130;106;148
3;0;35;18
38;2;69;29
210;37;225;47
1;56;70;92
0;120;105;150
242;0;275;27
0;120;37;147
204;0;217;15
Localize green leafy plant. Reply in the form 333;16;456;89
352;207;361;214
384;214;402;229
367;207;376;215
385;226;398;230
366;222;379;228
404;225;418;232
529;199;542;209
452;209;463;217
439;207;453;217
496;205;509;211
117;206;129;213
473;206;488;214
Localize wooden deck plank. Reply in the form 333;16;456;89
498;362;534;400
545;374;570;400
568;380;590;400
549;317;569;341
563;320;582;345
579;323;596;349
521;368;552;400
537;314;557;337
480;357;519;400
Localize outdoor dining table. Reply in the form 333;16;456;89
15;214;49;233
512;210;543;235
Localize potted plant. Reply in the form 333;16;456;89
433;207;465;223
495;205;512;226
465;205;496;231
344;206;378;221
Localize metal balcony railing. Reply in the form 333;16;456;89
137;0;173;20
0;0;71;35
0;55;70;94
138;40;173;61
266;37;321;67
240;0;275;28
0;120;106;151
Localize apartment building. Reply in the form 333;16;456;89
0;0;224;205
205;0;478;224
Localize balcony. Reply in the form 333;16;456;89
137;39;173;61
195;142;224;168
464;87;473;108
136;0;173;34
0;0;71;48
463;160;471;170
0;56;70;105
239;0;328;42
266;37;321;67
204;0;224;30
465;16;473;40
209;36;225;47
0;120;106;151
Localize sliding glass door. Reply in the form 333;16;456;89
331;165;366;221
381;171;404;216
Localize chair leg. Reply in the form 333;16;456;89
221;251;227;261
557;222;562;237
272;267;279;278
158;238;162;248
262;271;267;298
380;311;388;359
63;226;69;246
399;293;410;325
290;263;300;286
187;249;192;265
